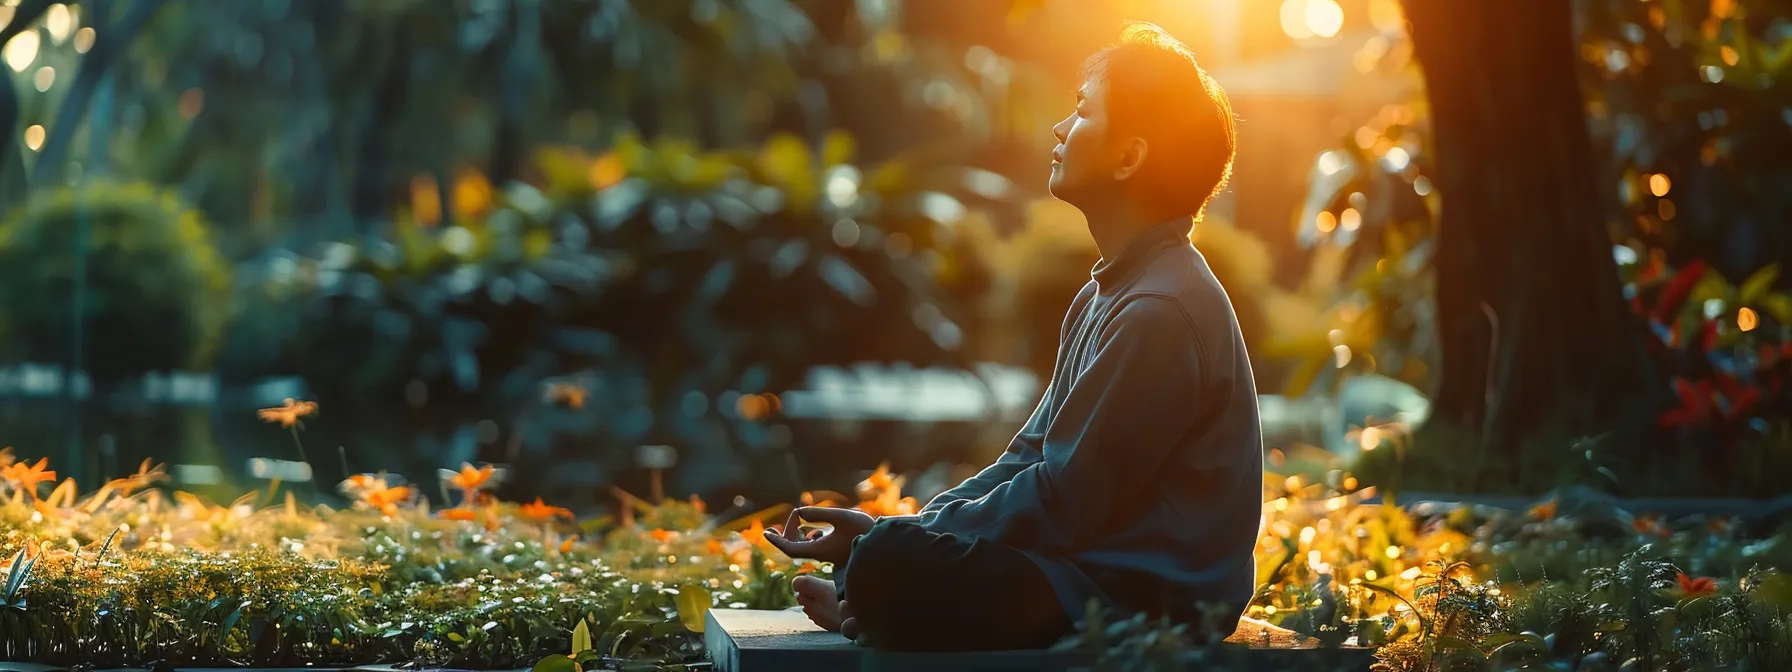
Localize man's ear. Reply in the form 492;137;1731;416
1113;137;1148;181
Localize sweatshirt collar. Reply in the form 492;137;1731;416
1091;218;1194;291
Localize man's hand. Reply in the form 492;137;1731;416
762;506;875;566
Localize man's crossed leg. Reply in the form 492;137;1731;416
771;511;1074;652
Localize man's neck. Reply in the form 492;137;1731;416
1079;201;1189;261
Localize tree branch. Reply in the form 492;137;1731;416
33;0;172;185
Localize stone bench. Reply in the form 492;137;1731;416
704;608;1377;671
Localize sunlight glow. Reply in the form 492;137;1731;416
1738;307;1759;332
23;124;44;151
1649;173;1671;197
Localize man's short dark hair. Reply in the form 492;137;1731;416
1083;22;1237;221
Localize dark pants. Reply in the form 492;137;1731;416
835;517;1075;652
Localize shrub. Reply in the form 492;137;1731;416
0;182;231;383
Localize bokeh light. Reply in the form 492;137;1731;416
4;29;39;72
1280;0;1344;40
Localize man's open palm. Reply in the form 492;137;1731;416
762;506;874;565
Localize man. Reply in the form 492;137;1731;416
764;21;1262;652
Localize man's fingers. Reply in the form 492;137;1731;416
840;616;860;641
839;599;854;620
792;575;835;602
762;530;804;556
792;505;857;526
782;509;804;541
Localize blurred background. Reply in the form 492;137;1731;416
0;0;1787;511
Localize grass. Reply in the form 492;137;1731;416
0;400;1789;670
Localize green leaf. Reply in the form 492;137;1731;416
1739;264;1780;304
533;654;580;672
674;584;712;633
1758;293;1792;324
571;616;593;654
1432;635;1485;655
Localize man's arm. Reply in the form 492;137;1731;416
917;283;1094;515
920;296;1204;551
918;416;1045;516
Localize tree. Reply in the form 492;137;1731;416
1400;1;1662;460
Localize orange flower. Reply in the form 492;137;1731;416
4;458;57;498
257;398;318;428
559;536;578;554
1677;572;1718;597
745;518;776;553
649;528;678;544
706;538;726;556
857;463;896;496
440;463;505;494
362;485;415;516
108;459;169;496
1528;499;1558;520
338;472;399;498
483;507;502;532
689;494;706;513
520;497;573;521
1632;515;1670;538
543;382;588;409
440;507;479;522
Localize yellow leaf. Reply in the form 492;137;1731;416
570;616;592;654
864;161;909;194
1739;263;1779;304
613;132;648;173
821;130;856;168
446;632;465;643
1255;540;1292;587
535;147;594;195
1760;293;1792;324
759;133;812;186
524;229;552;260
675;584;712;633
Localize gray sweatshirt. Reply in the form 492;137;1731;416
914;218;1264;625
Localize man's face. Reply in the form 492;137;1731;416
1048;77;1121;204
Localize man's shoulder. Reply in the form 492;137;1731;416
1128;246;1231;311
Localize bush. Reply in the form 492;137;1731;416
0;182;231;383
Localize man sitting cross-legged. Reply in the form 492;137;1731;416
763;21;1263;653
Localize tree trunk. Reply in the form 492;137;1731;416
1403;1;1660;455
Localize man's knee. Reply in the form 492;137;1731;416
841;520;923;608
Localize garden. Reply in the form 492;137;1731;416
1;0;1790;670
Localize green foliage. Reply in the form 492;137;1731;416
0;181;230;382
242;131;1009;498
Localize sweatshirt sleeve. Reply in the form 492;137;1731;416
919;296;1204;551
918;283;1094;516
919;409;1046;515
